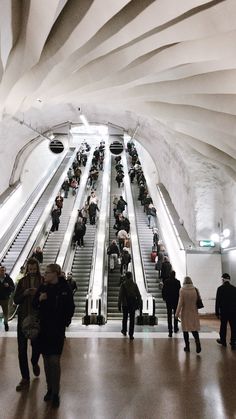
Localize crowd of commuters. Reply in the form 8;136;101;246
0;138;236;412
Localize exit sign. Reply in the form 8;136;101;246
199;240;215;247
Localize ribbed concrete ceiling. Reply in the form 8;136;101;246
0;0;235;241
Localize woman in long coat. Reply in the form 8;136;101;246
175;276;202;353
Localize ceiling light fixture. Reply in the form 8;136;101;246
210;218;231;250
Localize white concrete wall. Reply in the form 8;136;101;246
0;139;67;237
222;249;236;287
186;253;222;314
134;138;223;312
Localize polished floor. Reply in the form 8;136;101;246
0;318;235;419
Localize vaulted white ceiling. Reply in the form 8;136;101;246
0;0;235;241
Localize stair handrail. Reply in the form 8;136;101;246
87;143;111;317
122;149;154;316
56;145;95;268
7;149;77;280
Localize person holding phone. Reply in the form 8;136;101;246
14;258;43;391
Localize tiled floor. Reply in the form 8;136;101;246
0;318;235;419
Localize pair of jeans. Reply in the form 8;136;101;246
77;236;84;246
122;307;135;338
110;254;118;270
166;302;178;333
0;299;9;323
43;354;61;395
17;323;41;380
220;314;236;345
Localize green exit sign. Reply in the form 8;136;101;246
199;240;215;247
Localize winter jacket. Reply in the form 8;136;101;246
175;285;200;331
118;278;141;311
215;281;236;316
33;277;75;355
107;243;120;256
74;220;86;237
14;274;43;322
0;274;15;300
160;261;172;281
31;251;43;264
162;278;181;305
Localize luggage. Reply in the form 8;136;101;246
151;251;157;262
125;238;131;248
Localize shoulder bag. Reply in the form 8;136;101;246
195;288;204;309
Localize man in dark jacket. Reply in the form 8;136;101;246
215;273;236;349
120;248;131;275
88;202;99;225
107;240;120;271
51;206;61;232
74;218;86;247
160;257;172;283
118;271;141;340
162;271;181;337
33;264;75;408
14;258;42;391
0;265;15;331
116;196;127;214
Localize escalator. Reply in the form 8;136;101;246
71;157;105;319
107;156;123;320
1;149;75;273
127;155;166;318
40;190;78;272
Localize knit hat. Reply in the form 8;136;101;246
222;273;230;280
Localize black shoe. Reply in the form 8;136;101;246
51;394;60;408
196;340;201;354
184;344;190;352
33;364;40;377
16;379;30;392
121;330;127;336
44;389;52;402
216;339;227;347
168;333;172;338
4;322;9;331
129;336;134;340
174;328;179;333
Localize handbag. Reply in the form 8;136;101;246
195;288;204;309
22;314;40;340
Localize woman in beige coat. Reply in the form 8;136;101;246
175;276;202;353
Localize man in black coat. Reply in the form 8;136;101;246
118;272;141;340
215;273;236;349
160;257;172;283
0;265;15;331
33;264;75;408
162;270;181;337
